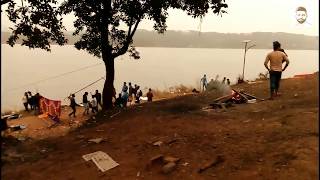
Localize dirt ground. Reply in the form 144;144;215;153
1;73;318;180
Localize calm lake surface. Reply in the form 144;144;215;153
1;45;318;112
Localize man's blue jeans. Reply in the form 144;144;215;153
269;71;282;95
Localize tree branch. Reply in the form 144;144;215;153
127;16;134;38
1;0;12;6
128;17;140;39
112;17;141;58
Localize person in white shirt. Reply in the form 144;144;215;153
91;95;98;113
22;92;29;111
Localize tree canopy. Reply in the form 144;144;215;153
4;0;227;57
3;0;228;109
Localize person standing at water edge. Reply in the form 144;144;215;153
82;92;89;115
122;82;128;93
34;93;41;115
94;90;102;110
68;94;78;117
264;41;289;99
27;91;34;110
136;90;143;104
200;74;208;91
222;77;226;84
128;82;133;105
227;79;231;85
22;92;29;111
132;84;138;98
91;95;98;113
122;91;129;107
147;88;154;102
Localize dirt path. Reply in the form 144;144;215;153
1;74;318;180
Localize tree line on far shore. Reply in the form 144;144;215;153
2;30;318;50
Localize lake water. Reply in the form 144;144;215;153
1;45;318;112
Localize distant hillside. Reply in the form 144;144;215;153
1;30;318;50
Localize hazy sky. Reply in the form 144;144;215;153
1;0;319;36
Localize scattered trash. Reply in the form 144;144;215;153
247;81;263;84
17;137;26;141
41;149;47;153
294;93;298;97
88;138;104;144
208;89;263;111
10;125;27;131
162;162;177;174
182;162;189;166
110;111;121;118
242;92;264;101
166;138;178;145
82;151;119;172
146;154;180;172
163;156;181;163
1;113;21;120
198;155;224;173
247;99;257;104
137;171;141;177
201;106;214;112
153;141;163;146
147;154;164;167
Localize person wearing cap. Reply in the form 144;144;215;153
264;41;290;99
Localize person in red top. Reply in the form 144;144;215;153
147;88;153;102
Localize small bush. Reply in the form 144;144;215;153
256;71;269;80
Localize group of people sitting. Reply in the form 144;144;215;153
114;82;153;108
22;91;41;114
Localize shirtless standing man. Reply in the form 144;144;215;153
264;41;290;99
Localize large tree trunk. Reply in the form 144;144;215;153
102;55;115;110
99;0;113;111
